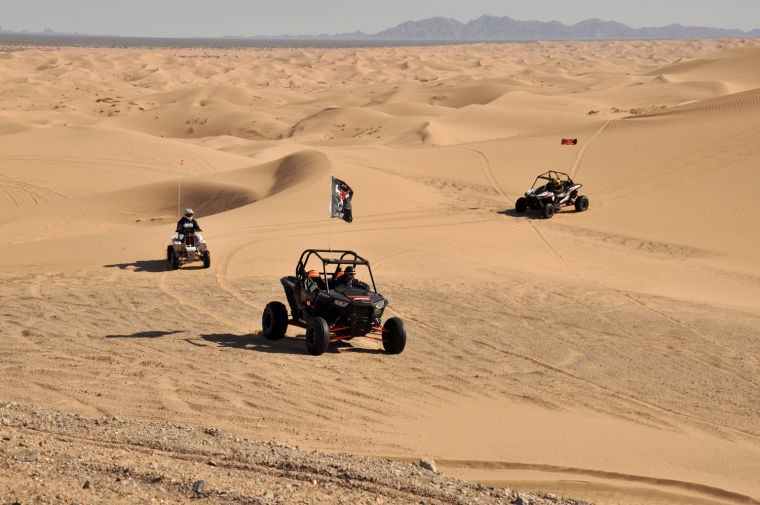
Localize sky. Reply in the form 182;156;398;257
1;0;759;38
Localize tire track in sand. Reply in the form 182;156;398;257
0;172;66;207
509;116;760;440
521;219;760;436
158;268;252;335
462;147;508;200
568;119;612;179
474;336;759;440
430;458;760;505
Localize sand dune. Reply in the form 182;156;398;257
1;38;759;505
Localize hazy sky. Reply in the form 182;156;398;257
2;0;758;38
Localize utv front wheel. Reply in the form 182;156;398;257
262;301;288;340
542;202;555;219
515;197;527;213
382;317;406;354
306;316;330;356
574;195;589;212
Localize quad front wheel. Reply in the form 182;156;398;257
262;301;288;340
382;317;406;354
202;250;211;268
306;316;330;356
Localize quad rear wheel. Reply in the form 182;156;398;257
382;317;406;354
167;246;179;270
262;301;288;340
306;316;330;356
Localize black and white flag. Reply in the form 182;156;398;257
330;176;353;223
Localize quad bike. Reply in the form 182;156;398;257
166;230;210;270
261;249;406;356
515;170;589;219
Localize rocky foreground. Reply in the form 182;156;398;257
0;402;591;505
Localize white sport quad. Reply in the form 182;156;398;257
166;224;210;270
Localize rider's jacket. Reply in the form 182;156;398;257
176;217;202;234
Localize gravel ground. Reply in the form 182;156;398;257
0;402;591;505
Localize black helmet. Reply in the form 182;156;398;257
344;266;355;276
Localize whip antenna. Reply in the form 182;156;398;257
177;159;184;217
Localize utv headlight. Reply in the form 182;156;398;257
334;299;349;307
374;300;385;309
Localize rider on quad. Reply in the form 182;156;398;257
167;208;210;269
176;208;203;242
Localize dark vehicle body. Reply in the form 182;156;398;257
261;249;406;356
515;170;589;219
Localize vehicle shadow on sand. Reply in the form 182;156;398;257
171;264;209;271
103;259;168;273
105;330;184;339
201;333;385;355
497;208;584;219
200;333;253;350
496;209;542;219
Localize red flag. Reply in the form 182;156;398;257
561;138;578;145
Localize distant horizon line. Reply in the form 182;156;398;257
1;13;758;41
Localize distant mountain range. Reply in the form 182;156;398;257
307;15;760;41
2;15;759;42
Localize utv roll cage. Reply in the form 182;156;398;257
294;249;378;293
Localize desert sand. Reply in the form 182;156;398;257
1;37;759;505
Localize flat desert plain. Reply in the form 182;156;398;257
1;38;759;505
